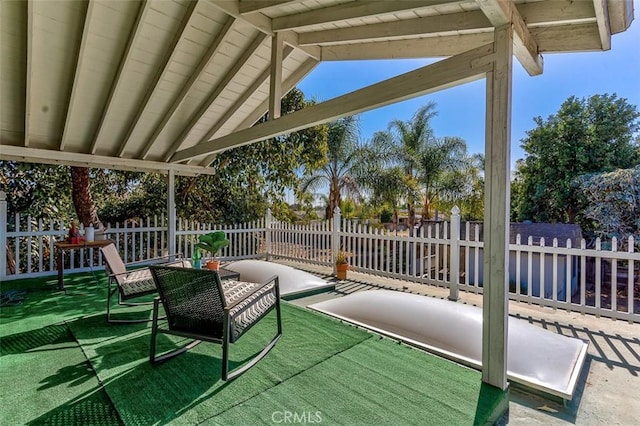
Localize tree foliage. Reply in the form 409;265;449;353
299;115;362;219
576;165;640;245
1;88;328;226
512;94;640;230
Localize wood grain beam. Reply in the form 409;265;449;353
60;0;97;151
299;10;491;45
476;0;543;76
116;0;199;158
0;145;216;176
269;32;284;119
592;0;611;50
139;16;235;159
89;0;151;154
161;33;268;162
482;23;512;390
299;1;597;46
272;0;461;31
239;0;303;14
211;0;320;60
321;33;494;61
173;43;494;162
24;0;35;147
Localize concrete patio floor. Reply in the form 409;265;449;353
279;260;640;425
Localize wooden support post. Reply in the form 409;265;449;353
449;205;460;301
269;32;284;119
0;191;6;279
482;24;512;391
167;170;176;259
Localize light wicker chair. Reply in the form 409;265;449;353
149;265;282;381
100;243;188;323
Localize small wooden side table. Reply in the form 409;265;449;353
54;240;114;291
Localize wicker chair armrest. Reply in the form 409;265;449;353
225;274;279;311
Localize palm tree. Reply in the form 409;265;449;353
369;167;419;231
377;102;438;228
299;115;362;219
417;136;470;219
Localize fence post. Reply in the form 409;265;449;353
332;207;341;275
449;205;460;301
0;191;6;280
265;208;272;260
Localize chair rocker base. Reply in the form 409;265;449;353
106;286;158;324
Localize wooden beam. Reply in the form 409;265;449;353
532;23;602;53
211;0;320;60
0;145;216;176
198;46;295;167
173;43;494;162
116;1;199;158
273;0;461;31
269;32;284;119
90;0;151;154
482;24;512;391
161;33;268;162
592;0;611;50
299;11;491;45
321;33;494;61
59;0;95;151
476;0;543;76
139;16;235;159
299;1;596;47
239;0;302;14
24;0;34;147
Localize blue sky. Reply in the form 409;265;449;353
298;10;640;169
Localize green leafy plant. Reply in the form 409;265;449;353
195;231;230;260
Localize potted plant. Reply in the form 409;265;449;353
195;231;229;270
335;250;350;280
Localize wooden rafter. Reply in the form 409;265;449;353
116;0;200;157
89;0;151;154
592;0;611;50
139;16;236;159
476;0;543;76
0;145;216;176
173;43;494;162
269;32;284;120
321;33;494;61
24;0;35;147
239;0;303;14
300;1;597;47
299;11;491;46
212;0;319;60
60;0;96;151
161;33;268;162
272;0;460;31
197;46;294;167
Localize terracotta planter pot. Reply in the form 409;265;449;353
206;259;220;271
336;263;349;280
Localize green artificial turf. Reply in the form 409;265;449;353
2;273;508;425
69;302;507;425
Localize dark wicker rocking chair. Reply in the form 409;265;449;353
100;243;188;323
148;265;282;381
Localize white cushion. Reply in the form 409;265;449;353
224;260;334;298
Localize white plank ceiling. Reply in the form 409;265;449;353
0;0;634;174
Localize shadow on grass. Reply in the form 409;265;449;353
27;385;123;426
473;382;509;426
0;272;108;330
0;324;71;355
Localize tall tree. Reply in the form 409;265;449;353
70;167;103;229
512;94;640;227
299;115;362;219
383;102;438;228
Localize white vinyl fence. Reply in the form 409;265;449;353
1;191;638;322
